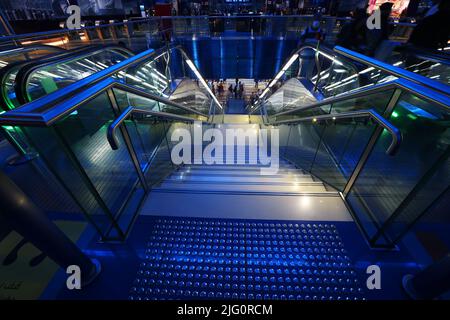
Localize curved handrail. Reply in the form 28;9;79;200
272;108;402;156
270;77;450;121
107;106;200;150
0;76;208;127
249;40;359;113
272;80;398;118
1;46;160;114
334;46;450;96
0;46;91;110
14;45;134;105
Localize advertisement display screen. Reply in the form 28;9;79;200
368;0;411;17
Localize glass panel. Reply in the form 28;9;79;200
278;90;395;191
25;48;131;102
112;88;193;187
55;92;145;238
388;50;450;85
346;92;450;246
22;92;148;239
283;123;326;173
311;118;377;190
21;125;112;238
168;79;212;115
329;90;394;114
383;152;449;244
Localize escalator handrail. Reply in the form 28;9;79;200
0;43;215;118
124;46;223;111
112;82;209;119
394;45;450;66
0;46;162;115
272;108;402;156
249;40;360;112
107;106;202;150
270;77;450;120
0;45;101;110
14;44;134;105
272;80;398;118
0;77;209;127
0;44;65;57
334;46;450;96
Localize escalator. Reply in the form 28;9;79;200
0;44;134;111
256;45;449;248
388;46;450;85
0;44;65;71
250;41;449;117
0;40;448;300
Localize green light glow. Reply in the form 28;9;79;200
392;111;399;118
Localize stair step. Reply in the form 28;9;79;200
156;181;327;193
173;170;310;178
166;174;316;183
182;163;298;170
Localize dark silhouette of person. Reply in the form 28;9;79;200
365;2;393;57
408;0;450;50
336;8;368;52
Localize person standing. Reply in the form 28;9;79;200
365;2;393;56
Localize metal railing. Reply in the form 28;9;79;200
108;106;201;150
334;46;450;96
266;74;449;248
248;41;359;112
272;108;402;156
0;42;218;122
0;16;416;52
3;44;134;108
255;45;450;119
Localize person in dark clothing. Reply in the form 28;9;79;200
365;2;393;56
408;0;450;50
336;8;368;52
299;14;325;44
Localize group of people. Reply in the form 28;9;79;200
228;79;245;99
209;79;246;101
209;78;267;104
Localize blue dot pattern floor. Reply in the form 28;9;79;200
129;218;365;300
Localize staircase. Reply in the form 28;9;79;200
152;120;331;195
154;160;331;195
141;119;348;222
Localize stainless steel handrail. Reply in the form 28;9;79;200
272;108;402;156
334;46;450;96
0;43;215;117
15;45;134;105
249;41;359;113
108;106;199;150
270;78;450;120
272;81;397;118
0;77;209;127
115;82;209;118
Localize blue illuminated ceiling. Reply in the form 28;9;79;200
176;37;298;79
